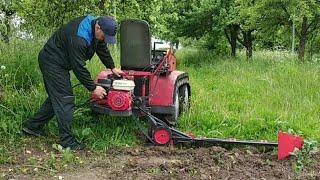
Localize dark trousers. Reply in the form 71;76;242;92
23;50;77;146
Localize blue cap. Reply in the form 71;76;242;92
97;16;117;44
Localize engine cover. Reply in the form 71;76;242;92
112;79;135;91
107;90;132;111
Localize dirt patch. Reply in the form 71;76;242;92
2;145;319;180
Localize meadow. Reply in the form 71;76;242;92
1;40;319;164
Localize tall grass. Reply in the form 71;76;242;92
1;40;320;164
177;49;320;141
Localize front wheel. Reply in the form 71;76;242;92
179;84;190;114
164;84;190;126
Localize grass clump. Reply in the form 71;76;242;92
292;139;318;176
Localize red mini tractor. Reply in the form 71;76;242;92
90;19;191;125
90;20;304;160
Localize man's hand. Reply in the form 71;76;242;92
111;68;124;77
92;86;107;99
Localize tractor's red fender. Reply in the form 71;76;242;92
149;71;189;107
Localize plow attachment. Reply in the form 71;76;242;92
278;131;304;160
141;109;304;160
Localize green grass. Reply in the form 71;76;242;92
177;49;320;141
1;40;320;164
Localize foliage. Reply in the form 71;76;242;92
175;0;231;52
292;139;318;173
0;0;19;42
17;0;102;34
257;0;320;60
2;0;320;59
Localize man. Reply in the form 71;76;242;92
22;15;122;150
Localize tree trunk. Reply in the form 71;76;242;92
225;24;239;57
246;42;253;59
298;17;308;60
238;30;254;59
1;3;15;43
245;31;253;59
298;36;307;60
230;25;238;57
175;41;179;49
3;14;10;43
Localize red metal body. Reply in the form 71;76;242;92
149;70;184;106
92;52;187;110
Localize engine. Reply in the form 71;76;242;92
107;90;132;111
92;79;135;111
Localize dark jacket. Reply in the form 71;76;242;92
40;15;115;91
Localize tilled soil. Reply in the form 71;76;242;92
3;145;319;180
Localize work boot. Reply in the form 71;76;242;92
61;140;85;151
22;127;47;137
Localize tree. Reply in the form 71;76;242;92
163;0;261;58
233;0;259;59
17;0;105;35
0;0;17;43
156;0;201;49
175;0;232;52
258;0;320;60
